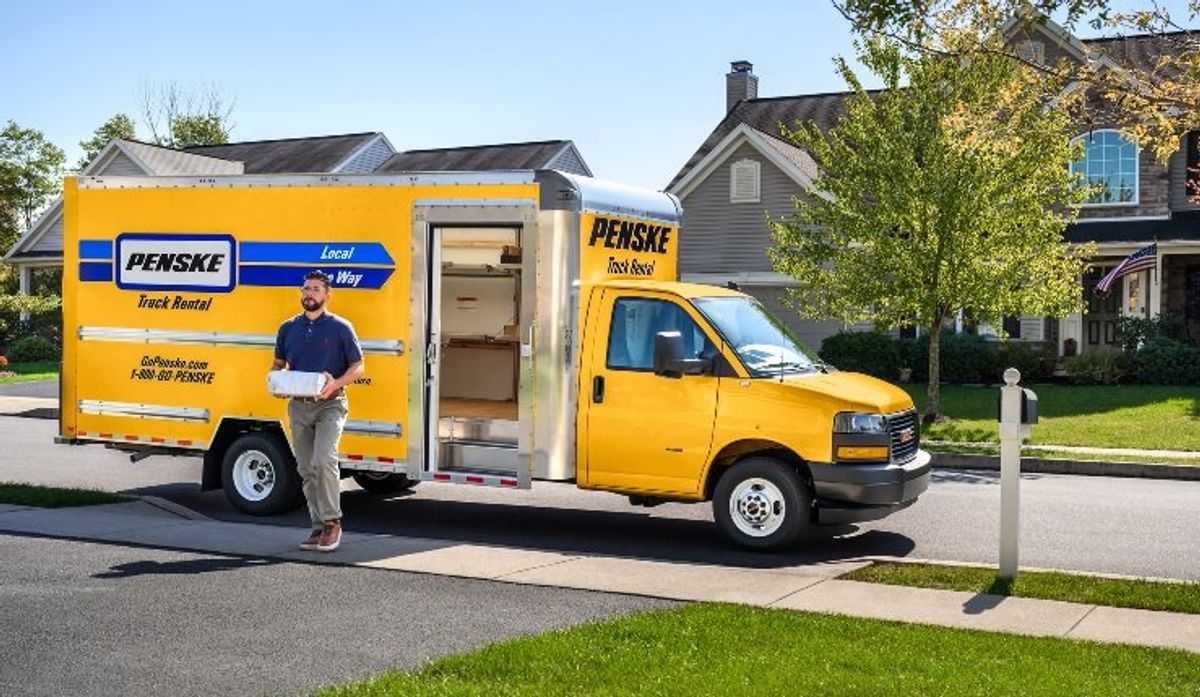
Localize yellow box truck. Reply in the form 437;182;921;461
58;170;929;550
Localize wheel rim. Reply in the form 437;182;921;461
728;477;786;538
232;449;276;502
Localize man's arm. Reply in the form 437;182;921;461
319;360;364;399
271;357;286;371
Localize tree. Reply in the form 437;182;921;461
833;0;1200;162
139;81;234;148
768;38;1094;421
77;113;137;170
0;121;66;244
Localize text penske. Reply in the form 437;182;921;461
124;252;226;273
587;217;672;254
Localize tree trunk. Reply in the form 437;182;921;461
925;320;944;424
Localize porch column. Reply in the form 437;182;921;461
18;264;31;322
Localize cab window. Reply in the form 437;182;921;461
606;297;713;371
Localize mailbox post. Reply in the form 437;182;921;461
998;368;1037;581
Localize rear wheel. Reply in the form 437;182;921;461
713;457;812;551
352;472;418;494
221;433;303;515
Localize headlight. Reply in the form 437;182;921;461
834;412;887;434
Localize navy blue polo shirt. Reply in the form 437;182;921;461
274;312;363;377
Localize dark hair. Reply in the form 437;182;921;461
304;270;332;290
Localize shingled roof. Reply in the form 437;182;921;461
377;140;578;172
667;91;860;191
183;133;379;173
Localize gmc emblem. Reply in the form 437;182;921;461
899;427;915;444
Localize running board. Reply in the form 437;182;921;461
423;467;530;490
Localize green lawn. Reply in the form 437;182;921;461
0;360;59;384
928;442;1200;466
0;482;128;508
846;562;1200;615
904;384;1200;451
314;604;1200;696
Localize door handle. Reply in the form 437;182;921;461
592;375;605;404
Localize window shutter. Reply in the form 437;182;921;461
730;159;760;203
1187;131;1199;200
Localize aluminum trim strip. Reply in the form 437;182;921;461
78;400;209;423
78;327;405;355
77;172;537;189
344;419;403;437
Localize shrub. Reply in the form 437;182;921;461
0;355;7;368
1064;350;1132;385
0;294;62;351
909;332;993;383
819;331;901;380
1133;338;1200;385
7;335;59;363
989;342;1051;382
1116;314;1192;353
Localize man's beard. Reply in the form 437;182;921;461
301;297;324;312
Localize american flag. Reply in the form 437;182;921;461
1095;243;1158;296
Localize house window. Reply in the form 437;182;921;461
1015;40;1045;65
1070;130;1139;205
730;158;761;203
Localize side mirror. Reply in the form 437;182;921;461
653;331;712;378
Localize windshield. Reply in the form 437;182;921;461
692;296;820;377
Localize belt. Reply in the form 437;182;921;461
292;389;345;403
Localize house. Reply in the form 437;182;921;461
3;134;590;300
667;22;1200;355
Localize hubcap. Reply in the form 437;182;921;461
729;477;786;538
232;449;275;502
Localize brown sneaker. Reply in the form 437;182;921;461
299;528;322;551
317;519;341;552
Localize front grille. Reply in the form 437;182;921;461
888;409;919;463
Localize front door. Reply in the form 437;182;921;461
1083;265;1120;352
583;290;719;495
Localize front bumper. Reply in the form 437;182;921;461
808;449;932;524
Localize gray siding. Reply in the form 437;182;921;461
547;147;589;176
342;137;395;174
31;211;63;254
100;152;145;176
679;141;800;274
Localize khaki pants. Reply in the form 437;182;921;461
288;395;348;528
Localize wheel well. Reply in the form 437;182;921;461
703;440;812;500
201;418;291;491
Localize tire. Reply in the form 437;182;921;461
352;472;418;494
220;433;303;515
713;456;813;551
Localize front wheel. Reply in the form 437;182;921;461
352;472;418;494
713;457;812;551
221;433;303;515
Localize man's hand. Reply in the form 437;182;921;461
318;372;338;400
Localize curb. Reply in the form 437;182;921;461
136;495;213;521
931;452;1200;481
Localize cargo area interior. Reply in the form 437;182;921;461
434;227;522;472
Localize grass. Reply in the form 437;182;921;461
313;603;1200;696
0;360;59;384
904;384;1200;451
0;482;129;508
846;562;1200;615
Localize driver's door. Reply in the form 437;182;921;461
583;290;719;495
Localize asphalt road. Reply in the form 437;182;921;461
0;533;670;697
4;412;1200;580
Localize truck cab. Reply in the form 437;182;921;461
577;280;930;549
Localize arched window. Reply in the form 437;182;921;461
1070;130;1139;205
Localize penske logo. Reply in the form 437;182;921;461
115;234;236;293
587;216;673;254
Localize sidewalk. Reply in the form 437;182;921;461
0;499;1196;655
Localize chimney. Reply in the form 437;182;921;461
726;60;757;113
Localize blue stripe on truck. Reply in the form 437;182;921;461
79;240;113;260
238;265;393;289
239;242;394;266
79;262;113;282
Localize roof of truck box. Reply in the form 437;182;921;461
590;279;746;299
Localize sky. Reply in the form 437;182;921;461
2;1;1195;190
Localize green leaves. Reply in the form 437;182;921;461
0;121;65;245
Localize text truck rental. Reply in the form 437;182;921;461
58;170;930;550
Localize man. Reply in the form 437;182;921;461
272;270;364;552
